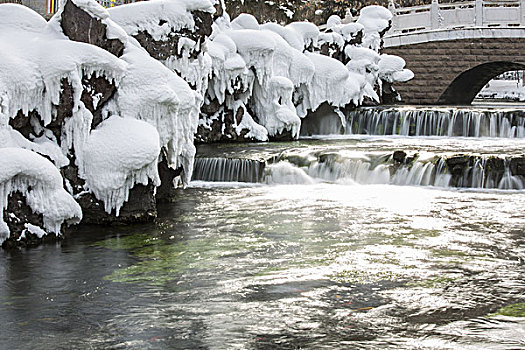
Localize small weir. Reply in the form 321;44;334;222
303;107;525;137
193;152;525;190
271;151;525;189
192;157;265;182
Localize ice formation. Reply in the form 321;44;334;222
378;54;415;83
0;4;126;130
108;0;215;41
82;116;161;215
109;0;215;96
356;5;393;51
0;0;213;243
0;148;82;244
202;4;412;140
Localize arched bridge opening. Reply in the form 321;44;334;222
438;62;525;105
383;35;525;105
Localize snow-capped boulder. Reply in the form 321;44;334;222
0;148;82;248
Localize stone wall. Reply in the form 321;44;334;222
383;37;525;105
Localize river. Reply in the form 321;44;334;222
1;106;525;349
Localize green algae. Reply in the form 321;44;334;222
406;276;458;288
92;233;163;251
491;303;525;317
96;233;266;285
330;269;401;284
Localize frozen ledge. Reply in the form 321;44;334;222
384;27;525;47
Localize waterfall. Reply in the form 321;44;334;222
266;151;525;190
343;108;525;138
192;157;265;183
192;152;524;190
498;159;524;190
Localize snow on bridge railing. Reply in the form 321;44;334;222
387;0;525;34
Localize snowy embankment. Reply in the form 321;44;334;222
197;5;413;142
477;80;525;101
0;0;412;247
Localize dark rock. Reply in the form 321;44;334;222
381;81;401;104
510;157;525;176
445;155;470;168
61;0;125;57
405;153;419;165
1;192;58;249
78;182;157;225
213;1;224;19
156;150;183;203
393;150;406;163
47;79;74;142
9;110;42;139
60;155;85;195
197;102;255;143
269;130;294;142
81;74;117;129
485;157;505;173
133;11;213;62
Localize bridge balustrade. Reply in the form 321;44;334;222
389;0;525;34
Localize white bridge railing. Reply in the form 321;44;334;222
388;0;525;34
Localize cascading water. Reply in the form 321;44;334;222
192;157;265;183
193;150;525;190
302;107;525;138
271;151;524;189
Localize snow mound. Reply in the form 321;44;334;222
104;41;199;184
286;22;319;49
378;54;414;83
357;5;393;50
108;0;215;41
231;13;260;30
82;116;161;215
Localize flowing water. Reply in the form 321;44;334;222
1;107;525;349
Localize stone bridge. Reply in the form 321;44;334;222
382;0;525;105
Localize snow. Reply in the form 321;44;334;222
260;22;303;51
378;54;414;83
82;116;161;215
108;0;215;41
296;53;363;117
286;22;319;49
253;76;301;139
204;4;411;139
477;79;525;101
104;41;199;185
318;32;345;50
24;223;47;239
357;5;393;50
0;6;126;129
231;13;260;30
71;0;110;20
0;4;47;33
0;148;82;244
0;127;69;168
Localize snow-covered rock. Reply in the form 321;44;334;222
82;116;161;215
0;148;82;245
